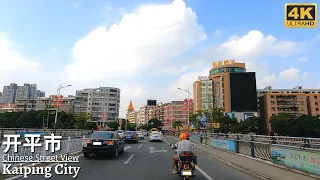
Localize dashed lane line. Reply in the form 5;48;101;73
138;144;142;148
196;166;215;180
124;154;135;165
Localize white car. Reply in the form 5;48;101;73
117;130;124;137
150;132;162;142
142;130;148;136
136;131;144;139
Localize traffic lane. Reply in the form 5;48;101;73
164;136;260;180
14;142;143;180
135;137;209;180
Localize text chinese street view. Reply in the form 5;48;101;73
1;133;81;178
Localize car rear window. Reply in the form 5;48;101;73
125;131;135;134
117;130;123;133
90;132;114;138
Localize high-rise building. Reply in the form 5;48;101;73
258;86;320;131
1;83;17;103
74;87;121;126
193;76;213;112
138;105;156;124
0;83;45;103
126;101;137;124
193;60;258;121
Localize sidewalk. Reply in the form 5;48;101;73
168;136;320;180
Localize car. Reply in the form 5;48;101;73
124;131;138;143
150;131;162;142
136;131;144;139
82;131;125;158
117;130;124;137
142;130;148;136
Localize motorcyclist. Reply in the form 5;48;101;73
174;132;198;171
172;133;185;173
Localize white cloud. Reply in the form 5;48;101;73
278;67;306;80
66;0;206;83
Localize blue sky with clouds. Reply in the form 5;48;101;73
0;0;319;116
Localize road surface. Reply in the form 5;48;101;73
12;136;259;180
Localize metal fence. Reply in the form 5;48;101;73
191;133;320;161
0;137;84;173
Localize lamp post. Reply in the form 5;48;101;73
54;84;72;134
177;87;191;133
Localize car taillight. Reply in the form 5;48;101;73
132;135;136;138
104;141;114;145
184;164;189;169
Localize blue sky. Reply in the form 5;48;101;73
0;0;319;116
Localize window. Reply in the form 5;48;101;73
90;132;114;138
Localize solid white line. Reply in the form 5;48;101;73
196;166;215;180
124;154;135;164
138;144;142;148
162;139;170;145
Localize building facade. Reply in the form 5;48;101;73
193;76;213;112
36;95;75;114
258;86;320;130
163;100;194;130
126;101;137;124
74;87;121;126
0;83;45;103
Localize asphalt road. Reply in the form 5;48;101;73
11;136;260;180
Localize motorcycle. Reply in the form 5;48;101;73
171;144;195;180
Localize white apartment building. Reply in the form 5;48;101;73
74;87;121;126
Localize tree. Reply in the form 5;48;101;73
239;117;267;135
173;120;183;132
74;113;90;129
270;113;295;136
107;121;119;130
148;119;161;129
139;124;150;130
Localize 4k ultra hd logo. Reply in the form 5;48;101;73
285;3;318;28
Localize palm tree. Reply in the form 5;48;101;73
173;120;183;132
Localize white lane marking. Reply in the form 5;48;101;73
138;144;142;148
124;146;131;151
124;154;135;164
163;138;170;145
196;166;215;180
5;153;84;180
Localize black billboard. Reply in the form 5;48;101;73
229;72;257;112
147;99;157;106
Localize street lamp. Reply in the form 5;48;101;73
54;84;72;134
177;87;191;133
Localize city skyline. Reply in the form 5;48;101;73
0;0;319;118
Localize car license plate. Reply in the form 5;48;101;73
93;142;102;145
182;170;192;176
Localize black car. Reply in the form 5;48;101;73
124;131;138;143
83;131;125;158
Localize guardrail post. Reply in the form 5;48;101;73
250;135;255;157
66;136;71;155
236;135;240;153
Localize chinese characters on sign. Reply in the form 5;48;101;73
2;133;62;153
212;59;236;67
1;133;81;178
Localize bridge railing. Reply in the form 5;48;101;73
0;136;84;173
190;133;320;176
